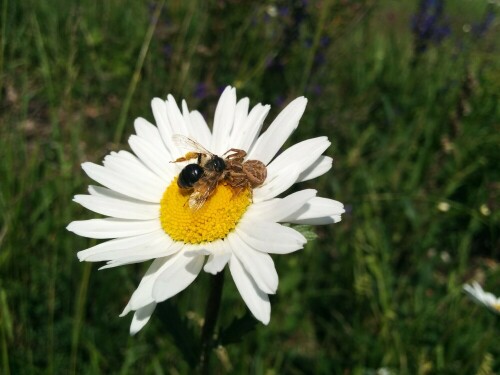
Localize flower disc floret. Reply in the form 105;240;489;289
160;178;251;244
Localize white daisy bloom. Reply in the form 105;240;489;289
68;86;345;334
463;282;500;314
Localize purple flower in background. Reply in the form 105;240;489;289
283;0;309;50
273;95;285;107
194;83;209;100
162;44;173;59
147;2;156;23
320;36;331;48
278;6;290;17
409;0;497;64
265;55;276;69
472;7;495;37
344;204;353;216
310;84;322;96
411;0;451;54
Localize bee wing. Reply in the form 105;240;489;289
189;174;220;211
172;134;214;156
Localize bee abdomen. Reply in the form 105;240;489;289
178;164;204;189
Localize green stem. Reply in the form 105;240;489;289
198;270;225;374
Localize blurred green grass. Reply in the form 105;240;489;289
1;0;499;374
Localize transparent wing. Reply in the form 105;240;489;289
189;173;220;211
172;134;214;156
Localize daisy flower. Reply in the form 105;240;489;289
463;282;500;314
67;86;344;334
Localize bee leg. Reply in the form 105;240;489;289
171;152;200;163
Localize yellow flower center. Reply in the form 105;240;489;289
160;178;251;244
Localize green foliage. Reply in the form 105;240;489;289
218;311;258;347
1;0;499;374
289;224;319;242
156;300;199;368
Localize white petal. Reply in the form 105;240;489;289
181;100;210;147
166;95;189;136
151;98;180;156
202;239;232;274
245;189;317;222
297;156;332;182
211;86;237;154
88;185;125;198
189;110;212;146
120;301;131;317
236;220;306;254
227;232;278;294
251;139;328;203
266;137;330;180
183;238;228;257
101;150;137;169
102;151;167;191
229;255;270;324
282;197;345;225
247;97;307;164
67;218;161;239
231;104;270;152
128;135;174;183
464;282;485;305
134;117;158;143
151;252;205;302
183;244;212;257
134;117;173;159
118;252;206;313
229;97;249;147
152;98;172;134
129;256;171;309
77;230;168;261
97;243;178;269
291;215;342;225
463;282;500;313
95;239;182;268
204;253;231;275
253;138;329;202
129;302;157;335
233;97;249;130
103;150;137;164
181;100;192;127
252;169;300;202
74;190;159;220
82;162;163;203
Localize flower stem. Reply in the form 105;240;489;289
198;269;225;374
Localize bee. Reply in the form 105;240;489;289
172;134;267;210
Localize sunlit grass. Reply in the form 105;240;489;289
1;0;499;373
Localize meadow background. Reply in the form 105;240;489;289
1;0;499;374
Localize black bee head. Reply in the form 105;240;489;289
178;164;204;189
205;156;226;173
